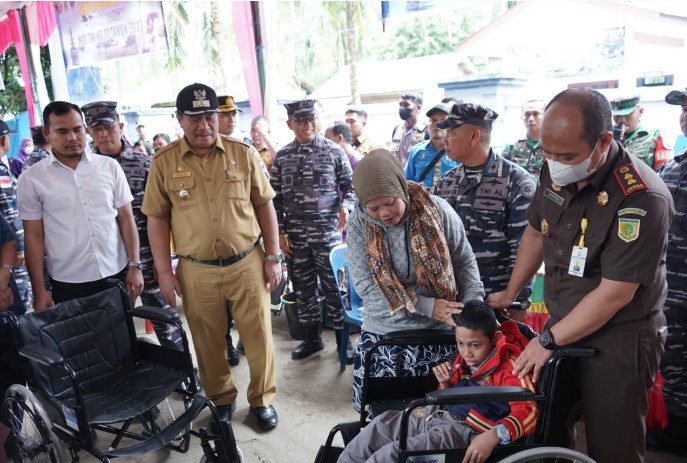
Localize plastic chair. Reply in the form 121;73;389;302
329;244;364;371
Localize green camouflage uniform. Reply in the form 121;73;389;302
501;138;545;179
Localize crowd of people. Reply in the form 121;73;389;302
0;81;685;463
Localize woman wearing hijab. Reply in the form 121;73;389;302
348;149;484;411
10;138;33;178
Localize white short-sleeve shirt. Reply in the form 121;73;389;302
17;151;134;283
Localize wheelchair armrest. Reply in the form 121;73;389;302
384;329;455;344
425;386;534;406
131;305;179;325
19;344;65;367
554;346;596;359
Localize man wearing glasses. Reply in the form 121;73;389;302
271;99;356;363
142;83;281;431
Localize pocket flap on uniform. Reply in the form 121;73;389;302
168;176;196;192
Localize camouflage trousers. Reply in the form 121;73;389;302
141;245;184;351
14;264;32;311
288;236;344;330
660;303;687;416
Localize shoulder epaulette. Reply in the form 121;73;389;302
613;163;648;196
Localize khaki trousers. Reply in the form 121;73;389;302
176;247;276;407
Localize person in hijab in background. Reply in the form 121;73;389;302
346;149;484;412
10;138;33;178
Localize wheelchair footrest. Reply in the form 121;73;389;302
104;394;208;457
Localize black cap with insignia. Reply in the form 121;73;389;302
435;103;498;130
284;99;317;120
0;120;17;136
81;101;119;128
665;86;687;106
176;83;220;115
218;95;242;113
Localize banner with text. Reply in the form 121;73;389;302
55;1;168;69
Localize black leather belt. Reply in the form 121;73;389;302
180;240;259;267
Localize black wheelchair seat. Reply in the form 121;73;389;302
2;284;243;462
17;290;187;425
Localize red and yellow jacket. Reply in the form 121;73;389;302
443;320;538;442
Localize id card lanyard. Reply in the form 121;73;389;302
568;218;588;277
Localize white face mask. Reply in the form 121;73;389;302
548;144;602;186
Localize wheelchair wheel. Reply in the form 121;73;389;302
2;385;67;463
140;391;190;447
497;446;597;463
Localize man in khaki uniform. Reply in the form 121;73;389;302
142;83;282;431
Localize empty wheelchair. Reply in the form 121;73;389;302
1;284;242;462
315;319;596;463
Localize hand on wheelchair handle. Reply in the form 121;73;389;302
486;290;516;311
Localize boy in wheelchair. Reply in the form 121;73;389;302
337;301;537;463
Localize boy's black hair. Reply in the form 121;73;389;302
451;300;498;338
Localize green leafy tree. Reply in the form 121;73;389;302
0;45;53;119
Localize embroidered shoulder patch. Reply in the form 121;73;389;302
618;218;640;242
613;163;647;196
617;207;647;217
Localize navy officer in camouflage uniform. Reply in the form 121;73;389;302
502;99;546;179
611;95;673;172
81;101;183;351
435;103;536;320
22;125;51;172
271;99;356;361
0;120;31;309
649;86;687;456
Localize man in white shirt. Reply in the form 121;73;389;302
17;101;143;309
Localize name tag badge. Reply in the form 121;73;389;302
568;245;587;277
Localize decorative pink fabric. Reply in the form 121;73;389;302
0;3;56;125
231;1;263;115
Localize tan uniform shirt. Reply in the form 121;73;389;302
528;142;674;324
352;135;382;157
142;135;275;260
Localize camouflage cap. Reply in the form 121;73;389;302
610;96;640;116
0;120;17;136
218;95;242;113
81;101;119;128
176;83;220;115
665;87;687;106
435;103;498;130
425;102;452;118
284;99;317;119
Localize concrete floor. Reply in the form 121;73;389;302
68;304;685;463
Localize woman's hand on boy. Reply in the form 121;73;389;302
432;299;463;325
432;361;458;389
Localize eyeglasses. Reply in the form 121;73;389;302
291;116;317;127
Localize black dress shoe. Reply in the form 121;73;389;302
250;405;278;430
227;342;240;366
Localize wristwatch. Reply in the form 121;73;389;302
538;328;558;351
265;252;284;264
128;261;143;270
494;423;511;445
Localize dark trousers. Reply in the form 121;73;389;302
547;313;666;463
50;267;128;304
